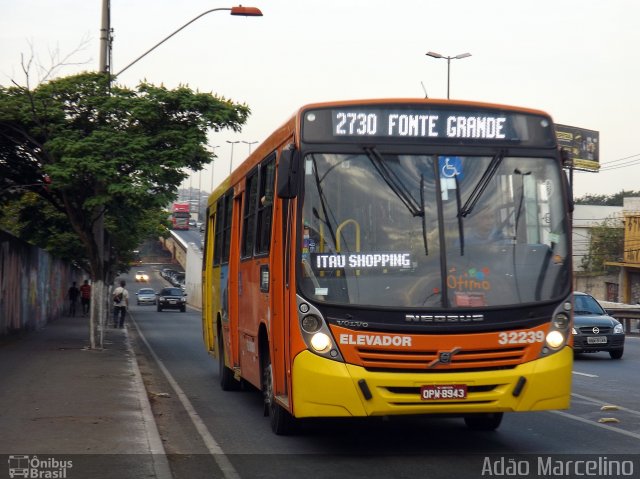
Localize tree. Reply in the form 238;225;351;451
575;190;640;206
0;71;250;347
580;216;624;274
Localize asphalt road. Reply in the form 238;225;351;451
127;269;640;479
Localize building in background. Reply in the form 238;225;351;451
605;198;640;304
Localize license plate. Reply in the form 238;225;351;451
421;384;467;401
587;336;607;344
168;300;177;304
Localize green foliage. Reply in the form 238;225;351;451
580;217;624;274
575;190;640;206
0;72;249;279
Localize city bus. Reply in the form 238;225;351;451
201;99;574;435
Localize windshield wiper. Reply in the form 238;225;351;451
364;147;428;255
458;149;506;218
364;147;423;217
454;175;465;255
419;173;428;255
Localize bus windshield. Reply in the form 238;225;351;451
299;151;570;308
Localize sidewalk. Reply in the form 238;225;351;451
0;314;171;479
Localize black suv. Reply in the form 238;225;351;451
572;292;625;359
157;287;187;313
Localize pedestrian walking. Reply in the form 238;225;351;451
79;280;91;316
112;280;129;328
67;282;80;317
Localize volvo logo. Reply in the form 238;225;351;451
592;327;600;334
427;347;462;368
335;320;369;328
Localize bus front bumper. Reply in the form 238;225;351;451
291;347;572;418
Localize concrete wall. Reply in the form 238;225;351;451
572;205;623;271
158;236;187;270
185;242;203;309
0;229;80;336
575;273;619;300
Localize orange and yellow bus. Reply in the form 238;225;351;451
202;99;573;434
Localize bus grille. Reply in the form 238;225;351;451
356;346;526;372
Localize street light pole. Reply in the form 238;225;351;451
425;51;471;99
114;5;263;77
242;140;258;155
227;140;240;174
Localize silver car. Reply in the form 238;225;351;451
136;288;156;305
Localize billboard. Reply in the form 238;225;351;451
555;124;600;171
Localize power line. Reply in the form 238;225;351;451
600;152;640;166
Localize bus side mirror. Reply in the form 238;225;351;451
276;148;300;198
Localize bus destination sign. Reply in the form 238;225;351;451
334;110;511;140
301;105;556;148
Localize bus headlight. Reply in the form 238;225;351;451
553;313;569;329
545;331;565;349
539;296;572;357
296;295;344;362
310;332;331;352
301;315;321;333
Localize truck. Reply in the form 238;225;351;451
170;202;191;230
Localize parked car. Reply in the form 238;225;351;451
572;292;625;359
160;268;176;279
136;288;156;306
170;272;185;288
135;270;149;282
156;287;187;312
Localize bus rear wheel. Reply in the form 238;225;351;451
218;333;239;391
464;412;503;431
262;350;296;435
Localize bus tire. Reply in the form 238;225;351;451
218;333;239;391
464;412;503;431
262;349;296;435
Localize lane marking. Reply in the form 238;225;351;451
572;371;599;378
550;410;640;441
131;317;241;479
571;392;640;417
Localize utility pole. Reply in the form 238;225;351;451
99;0;111;74
93;0;112;349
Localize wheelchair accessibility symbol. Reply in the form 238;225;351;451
439;156;463;179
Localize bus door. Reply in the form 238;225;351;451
269;193;294;409
236;164;271;388
226;193;243;375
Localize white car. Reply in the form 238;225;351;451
136;288;156;305
135;271;149;282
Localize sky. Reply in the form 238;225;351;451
1;0;639;199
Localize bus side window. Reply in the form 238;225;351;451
221;190;233;264
213;203;223;266
242;170;259;258
256;154;276;255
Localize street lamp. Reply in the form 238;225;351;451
425;51;471;99
114;5;263;77
242;140;258;154
227;140;240;174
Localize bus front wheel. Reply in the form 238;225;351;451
464;412;503;431
262;349;296;435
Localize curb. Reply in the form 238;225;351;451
124;322;173;479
